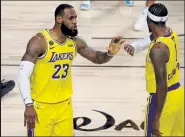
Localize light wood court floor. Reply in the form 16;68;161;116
1;1;184;136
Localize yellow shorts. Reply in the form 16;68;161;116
27;98;74;136
144;84;184;136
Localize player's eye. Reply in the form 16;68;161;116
69;16;74;20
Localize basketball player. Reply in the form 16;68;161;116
123;3;184;136
17;4;124;136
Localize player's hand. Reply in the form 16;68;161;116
24;104;39;129
152;118;162;137
107;36;125;56
123;42;135;56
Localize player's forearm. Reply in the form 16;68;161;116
93;51;113;64
131;34;153;53
154;84;168;120
17;61;34;105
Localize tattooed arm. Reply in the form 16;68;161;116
75;36;123;64
150;42;169;120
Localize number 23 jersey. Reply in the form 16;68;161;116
30;29;76;103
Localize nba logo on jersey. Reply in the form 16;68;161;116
28;129;34;137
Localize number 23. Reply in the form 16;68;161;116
52;64;69;79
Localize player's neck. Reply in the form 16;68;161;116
152;26;168;40
50;25;67;43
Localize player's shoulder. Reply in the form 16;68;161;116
26;32;47;54
153;42;168;49
150;42;169;60
73;36;85;42
29;32;44;42
151;37;169;54
30;32;46;45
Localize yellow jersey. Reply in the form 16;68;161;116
145;28;181;93
30;29;76;103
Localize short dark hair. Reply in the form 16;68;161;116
148;3;168;26
55;4;73;19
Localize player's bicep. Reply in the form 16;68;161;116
150;43;169;85
152;51;167;84
21;35;43;63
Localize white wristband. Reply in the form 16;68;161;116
26;103;34;107
17;61;35;105
131;36;151;53
106;52;114;56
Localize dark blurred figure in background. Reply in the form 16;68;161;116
1;79;15;98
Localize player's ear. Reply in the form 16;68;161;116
56;15;63;24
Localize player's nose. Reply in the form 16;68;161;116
72;19;77;25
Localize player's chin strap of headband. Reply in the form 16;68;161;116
147;11;168;22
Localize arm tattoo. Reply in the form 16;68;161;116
95;51;113;64
76;37;113;64
150;43;169;119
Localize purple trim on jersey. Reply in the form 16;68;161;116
164;29;172;37
146;94;156;137
164;33;171;37
28;129;34;137
168;82;180;91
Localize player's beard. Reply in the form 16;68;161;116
61;23;78;37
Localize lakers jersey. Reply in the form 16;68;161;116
30;29;76;103
145;28;180;93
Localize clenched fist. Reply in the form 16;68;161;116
123;42;135;56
